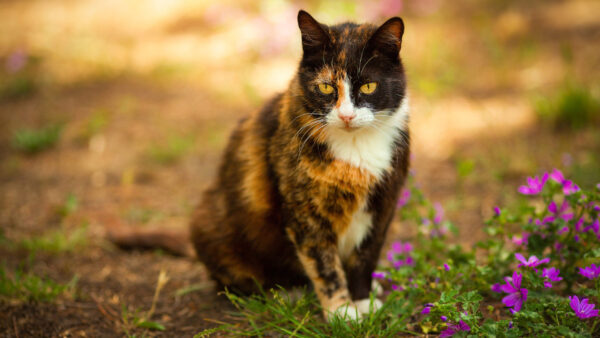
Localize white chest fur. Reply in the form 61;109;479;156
328;97;409;257
338;205;372;259
325;97;409;181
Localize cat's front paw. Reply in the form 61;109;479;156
326;302;361;322
355;298;383;314
371;279;384;296
326;298;383;322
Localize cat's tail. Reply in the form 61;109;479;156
107;225;195;258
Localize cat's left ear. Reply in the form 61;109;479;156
298;10;331;55
366;17;404;60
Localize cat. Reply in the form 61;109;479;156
189;10;410;320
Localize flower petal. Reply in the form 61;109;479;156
502;293;520;307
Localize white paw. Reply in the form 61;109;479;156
371;279;384;296
327;303;361;322
355;298;383;314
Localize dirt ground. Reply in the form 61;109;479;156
1;0;599;336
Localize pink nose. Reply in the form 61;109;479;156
338;114;355;124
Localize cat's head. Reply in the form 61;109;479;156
296;10;407;132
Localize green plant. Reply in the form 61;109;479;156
536;84;599;130
207;168;599;336
0;262;77;302
20;223;88;254
120;269;169;337
145;135;195;165
12;124;63;154
57;193;78;218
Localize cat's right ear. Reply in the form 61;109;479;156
297;10;330;55
366;17;404;61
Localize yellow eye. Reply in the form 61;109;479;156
318;83;334;95
360;82;377;95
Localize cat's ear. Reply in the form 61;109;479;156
297;10;330;54
367;17;404;60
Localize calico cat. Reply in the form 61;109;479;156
189;10;410;320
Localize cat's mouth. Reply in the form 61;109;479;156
342;123;360;131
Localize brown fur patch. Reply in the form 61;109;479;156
335;77;345;108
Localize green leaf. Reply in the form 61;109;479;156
136;320;165;331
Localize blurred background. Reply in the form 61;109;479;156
1;0;599;335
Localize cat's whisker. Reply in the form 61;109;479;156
297;120;327;160
293;119;324;144
359;55;377;76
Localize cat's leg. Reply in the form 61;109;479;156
190;196;266;294
344;211;393;303
285;226;362;321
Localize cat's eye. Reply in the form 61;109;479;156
360;82;377;95
318;83;334;95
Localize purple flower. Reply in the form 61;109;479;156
441;315;448;322
443;263;450;271
515;253;549;271
578;264;600;280
491;283;503;293
396;188;411;208
391;241;413;254
421;305;432;315
440;320;470;337
433;202;444;224
562;182;580;195
493;206;501;216
547;201;574;222
583;218;599;234
388;241;415;269
5;49;27;73
391;284;403;291
549;169;580;195
393;258;415;269
372;272;386;279
518;173;548;195
575;217;584;232
541;267;562;288
509;321;513;329
511;233;529;246
569;296;599;319
534;217;554;226
501;271;528;313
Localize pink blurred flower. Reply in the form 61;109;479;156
433;202;444;224
569;296;599;319
547;201;574;222
396;188;411;208
549;169;580;195
518;173;548;195
515;253;549;271
501;271;528;313
6;49;27;73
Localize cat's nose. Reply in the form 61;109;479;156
338;113;355;124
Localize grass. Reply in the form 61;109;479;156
195;287;417;337
124;207;164;225
11;124;63;154
77;109;110;143
535;83;600;130
0;75;37;100
145;135;195;165
19;223;88;254
120;269;169;337
56;193;78;219
0;262;77;302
